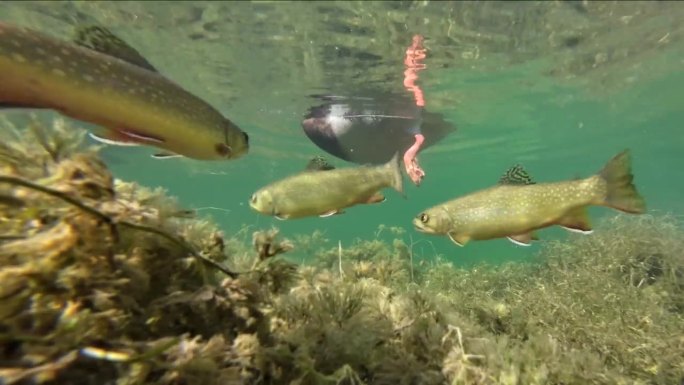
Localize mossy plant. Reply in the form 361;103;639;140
1;118;682;384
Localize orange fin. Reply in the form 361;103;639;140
319;210;344;218
89;129;165;146
557;207;593;234
447;232;469;247
507;232;539;247
89;131;140;147
364;192;386;204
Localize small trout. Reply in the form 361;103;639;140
413;149;646;246
0;22;248;160
250;154;404;219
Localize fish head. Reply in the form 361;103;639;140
413;207;452;235
217;119;249;160
249;189;276;216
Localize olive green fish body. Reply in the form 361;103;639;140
414;150;645;246
0;22;248;160
250;154;403;219
426;177;602;243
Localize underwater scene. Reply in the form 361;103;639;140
1;1;683;384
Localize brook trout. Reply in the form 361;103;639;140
0;22;248;160
413;149;646;246
250;153;404;220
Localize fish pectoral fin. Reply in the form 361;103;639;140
152;152;183;159
319;210;344;218
274;214;290;220
89;132;140;147
90;128;165;147
364;192;386;204
73;25;159;72
557;207;593;234
119;129;165;144
507;232;539;247
447;232;469;247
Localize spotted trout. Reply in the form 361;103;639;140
413;149;646;246
0;22;249;160
249;153;404;220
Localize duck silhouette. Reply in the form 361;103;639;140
301;92;456;186
301;35;456;186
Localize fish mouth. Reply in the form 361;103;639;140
412;218;432;234
248;200;261;213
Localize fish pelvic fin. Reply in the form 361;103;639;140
319;209;344;218
386;152;405;198
447;232;469;247
73;25;158;72
597;149;646;214
152;152;183;159
507;232;539;247
557;207;593;234
364;192;386;204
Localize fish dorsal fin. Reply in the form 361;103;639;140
73;25;158;72
305;156;335;171
498;164;535;185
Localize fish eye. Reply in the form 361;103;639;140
419;213;429;223
215;143;232;157
242;132;249;145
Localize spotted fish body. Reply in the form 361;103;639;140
249;153;404;220
0;22;248;160
413;150;646;246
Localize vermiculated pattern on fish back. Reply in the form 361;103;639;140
0;22;248;160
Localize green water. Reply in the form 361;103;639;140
2;1;683;266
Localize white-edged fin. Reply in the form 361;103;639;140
561;226;594;235
556;207;593;234
275;215;289;221
507;237;532;247
447;233;465;247
89;132;140;147
319;210;342;218
151;152;183;159
121;129;165;143
507;232;538;246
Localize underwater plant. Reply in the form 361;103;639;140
1;117;682;384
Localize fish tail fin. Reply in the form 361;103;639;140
597;149;646;214
386;152;405;197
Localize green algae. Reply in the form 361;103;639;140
0;118;682;384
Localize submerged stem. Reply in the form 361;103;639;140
0;175;237;278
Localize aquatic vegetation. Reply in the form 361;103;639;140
1;118;682;384
0;118;257;383
422;214;684;384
